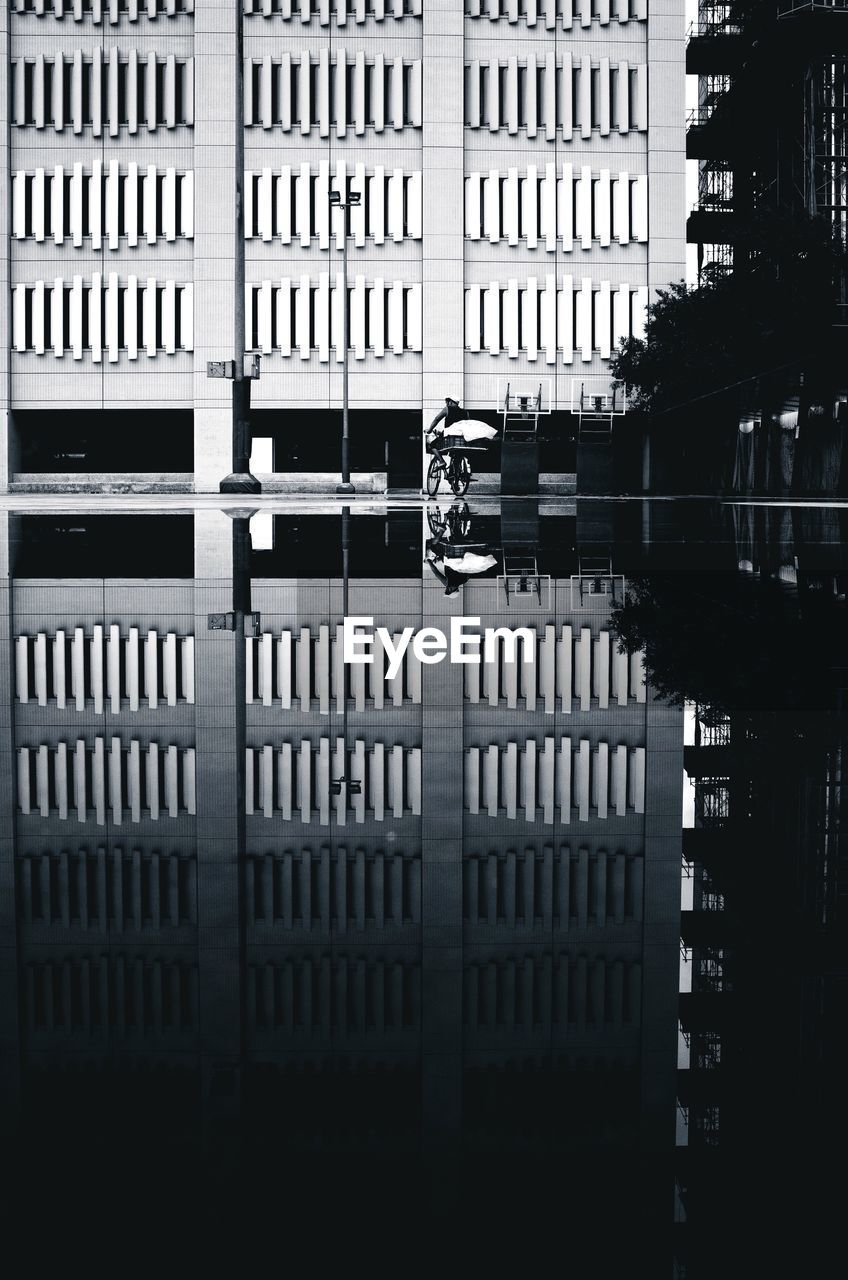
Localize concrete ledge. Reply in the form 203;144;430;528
11;473;195;494
255;472;388;493
8;471;579;497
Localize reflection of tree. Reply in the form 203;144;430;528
609;573;847;713
610;212;846;416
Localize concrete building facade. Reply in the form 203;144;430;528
1;1;686;490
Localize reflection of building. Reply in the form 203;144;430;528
0;508;681;1266
0;4;684;490
676;656;848;1271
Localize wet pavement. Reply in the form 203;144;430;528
0;497;845;1277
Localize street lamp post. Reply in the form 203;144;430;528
329;188;360;497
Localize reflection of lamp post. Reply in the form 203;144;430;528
329;187;360;496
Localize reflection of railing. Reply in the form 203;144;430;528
694;778;730;828
779;1;848;14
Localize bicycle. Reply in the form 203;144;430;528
426;447;472;497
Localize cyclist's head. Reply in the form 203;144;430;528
445;396;460;408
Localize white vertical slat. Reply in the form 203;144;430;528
93;737;106;826
579;54;592;140
351;275;367;360
164;745;179;817
35;745;50;817
612;643;629;705
107;624;121;713
162;279;176;355
630;747;646;814
126;627;140;712
145;630;158;708
577;627;592;710
163;633;178;706
296;162;311;247
180;283;193;352
577;277;593;362
16;638;29;705
12;173;26;240
71;628;86;710
541;274;557;365
596;280;612;360
505;56;519;135
33;634;48;706
465;173;481;242
599;57;611;136
32;169;46;242
55;743;69;821
54;631;67;709
373;53;386;133
594;742;609;820
522;276;539;363
632;286;649;340
526;53;537;139
595;631;611;709
388;281;404;355
147;742;160;819
127;48;139;135
407;170;422;239
315;272;330;364
597;168;612;248
576;739;590;823
522;740;537;823
616;61;630;134
74;740;87;822
632;174;648;242
483;282;501;355
162;166;177;241
70;163;84;247
32;282;46;356
612;744;627;815
51;277;65;357
541;162;557;253
16;747;30;814
390;55;404;131
295;274;311;359
109;736;123;824
181;169;194;239
613;283;631;348
145;49;158;132
90;158;103;251
371;278;385;358
128;741;141;823
388;168;404;242
12;286;26;355
576;165;592;250
143;277;157;357
91;624;105;714
125;275;139;361
183;636;195;704
503;168;519;246
407;283;422;352
635;64;647;131
70;277;84;359
504;279;519;359
351;161;367;247
143;164;157;244
105;271;120;363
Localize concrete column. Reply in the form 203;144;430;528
647;3;687;297
0;513;21;1132
420;555;465;1197
193;6;239;491
421;1;465;476
1;7;11;493
193;511;243;1147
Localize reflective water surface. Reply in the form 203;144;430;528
0;498;845;1277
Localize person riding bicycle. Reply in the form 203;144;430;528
426;397;468;468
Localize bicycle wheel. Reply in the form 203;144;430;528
449;454;472;497
426;455;443;497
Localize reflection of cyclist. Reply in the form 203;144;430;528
425;397;468;468
425;502;499;596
